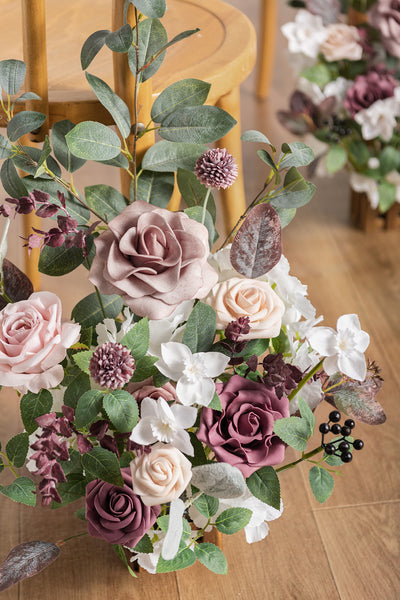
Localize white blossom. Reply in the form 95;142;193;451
355;96;399;142
148;300;193;357
96;307;135;346
281;10;328;59
350;172;379;209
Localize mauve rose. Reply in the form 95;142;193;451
369;0;400;58
0;291;80;394
344;66;397;116
320;24;363;62
127;378;177;405
89;201;217;320
197;375;289;477
85;467;160;546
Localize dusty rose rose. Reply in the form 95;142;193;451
89;201;217;320
206;277;284;340
369;0;400;58
0;291;80;394
320;23;363;61
344;66;397;116
130;442;192;506
127;378;177;405
197;375;289;477
85;467;160;546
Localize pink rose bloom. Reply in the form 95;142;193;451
320;24;363;61
0;292;80;394
126;378;177;405
344;66;397;116
130;442;192;506
89;201;218;320
368;0;400;58
206;277;284;340
85;467;160;546
197;375;289;477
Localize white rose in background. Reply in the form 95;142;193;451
324;78;353;111
355;95;400;141
320;23;363;61
350;173;380;209
281;10;328;59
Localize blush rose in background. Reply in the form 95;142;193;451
369;0;400;58
0;291;80;394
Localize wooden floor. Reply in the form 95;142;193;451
1;1;399;598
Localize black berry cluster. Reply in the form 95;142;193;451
319;411;364;463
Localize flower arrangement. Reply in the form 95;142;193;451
279;0;400;212
0;0;385;588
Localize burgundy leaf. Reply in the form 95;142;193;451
0;259;34;310
326;377;386;425
0;541;61;591
306;0;341;24
277;111;312;136
230;204;282;278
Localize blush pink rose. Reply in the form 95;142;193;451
130;442;192;506
0;291;80;394
89;201;218;320
126;378;177;405
320;24;363;61
85;467;160;546
206;277;284;339
368;0;400;58
197;375;289;477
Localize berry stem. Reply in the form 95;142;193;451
276;445;323;473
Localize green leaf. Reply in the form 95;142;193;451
298;397;315;436
151;79;210;123
194;543;228;575
85;184;128;222
348;140;370;168
241;129;274;149
22;177;90;224
11;91;41;106
75;390;104;429
130;355;159;382
379;146;400;175
52;120;87;173
85;73;131;139
257;149;279;178
129;0;166;18
103;390;139;433
208;391;222;412
72;350;94;375
11;145;61;179
61;449;83;477
75;507;87;521
6;433;29;468
0;59;26;94
1;158;28;198
159;106;236;144
309;466;334;504
80;30;110;70
120;317;149;360
275;206;297;229
279;142;315;169
184;205;216;249
112;544;138;578
38;244;86;276
71;292;123;329
82;447;124;486
66;121;121;161
182;302;216;353
273;416;310;451
188;431;208;467
246;466;280;510
55;474;87;506
7;111;47;142
157;514;191;537
136;170;174;207
156;547;195;573
34;135;52;176
129;18;168;82
301;63;332;88
0;477;36;506
105;24;133;53
325;144;347;174
98;153;130;169
142;141;206;172
177;168;216;222
132;534;153;553
0;134;12;159
215;507;252;535
378;181;396;212
63;370;91;409
20;390;53;435
271;179;316;209
193;494;219;518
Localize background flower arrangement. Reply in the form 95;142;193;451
0;0;386;589
279;0;400;213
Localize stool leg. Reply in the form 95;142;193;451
257;0;277;99
216;86;246;236
22;212;41;291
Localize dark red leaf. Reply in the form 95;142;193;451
230;204;282;278
0;541;61;591
0;259;33;310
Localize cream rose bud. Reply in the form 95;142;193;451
206;277;285;340
320;24;363;62
130;443;192;506
0;291;80;394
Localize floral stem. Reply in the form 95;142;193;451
0;451;18;477
132;8;140;203
201;188;212;225
288;359;324;401
56;531;88;547
276;445;323;473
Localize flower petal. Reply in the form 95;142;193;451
338;351;367;381
197;352;231;378
156;342;192;380
308;327;337;356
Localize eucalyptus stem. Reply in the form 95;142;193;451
132;8;140;203
276;445;323;473
288;358;324;401
85;255;107;320
201;188;211;225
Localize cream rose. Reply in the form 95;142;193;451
0;291;80;394
320;24;363;62
130;443;192;506
206;277;284;340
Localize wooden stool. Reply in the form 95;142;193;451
256;0;278;99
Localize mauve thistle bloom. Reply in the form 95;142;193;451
89;342;135;389
194;148;238;189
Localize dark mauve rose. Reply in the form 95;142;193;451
197;375;289;477
126;377;177;405
89;201;217;320
369;0;400;58
344;66;397;116
85;467;160;546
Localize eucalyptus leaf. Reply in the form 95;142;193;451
142;141;206;172
0;59;26;95
128;0;166;18
7;111;47;142
129;18;168;82
184;205;216;249
136;170;174;207
325;144;347;174
279;142;315;169
159;106;236;144
85;73;131;139
177;168;216;221
151;79;210;123
257;149;279;178
84;184;128;222
378;181;396;212
105;24;133;53
271;180;316;209
1;159;28;198
0;134;12;160
80;30;110;70
66;121;121;161
241;129;275;149
52;120;87;172
11;145;61;179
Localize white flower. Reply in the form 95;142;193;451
297;77;325;104
96;307;135;345
156;342;229;407
308;314;370;381
148;300;193;357
281;10;328;59
323;77;353;111
129;396;197;455
355;96;399;142
130;532;165;574
208;245;237;282
350;172;379;209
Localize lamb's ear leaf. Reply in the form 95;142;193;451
0;541;60;591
